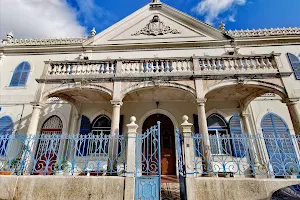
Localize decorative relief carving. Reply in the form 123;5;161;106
132;15;180;36
227;27;300;38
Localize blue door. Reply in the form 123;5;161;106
135;121;161;200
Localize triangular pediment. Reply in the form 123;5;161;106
84;3;228;46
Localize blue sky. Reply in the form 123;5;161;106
1;0;300;39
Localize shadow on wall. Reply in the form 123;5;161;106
12;102;69;134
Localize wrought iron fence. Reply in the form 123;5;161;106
192;133;300;177
0;133;126;176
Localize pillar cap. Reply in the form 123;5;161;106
181;115;193;134
111;100;123;106
127;116;138;134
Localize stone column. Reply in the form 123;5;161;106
196;98;213;176
241;113;260;168
286;99;300;134
24;103;43;174
26;104;43;135
110;100;122;136
64;114;80;163
108;100;122;174
181;115;195;200
124;116;138;200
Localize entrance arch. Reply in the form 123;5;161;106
142;114;176;175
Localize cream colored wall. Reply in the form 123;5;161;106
0;43;300;132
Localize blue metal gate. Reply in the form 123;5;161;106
135;122;161;200
176;128;187;200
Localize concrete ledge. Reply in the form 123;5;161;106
0;175;125;200
192;177;300;200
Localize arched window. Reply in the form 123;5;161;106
10;62;31;86
207;114;231;155
91;115;111;135
229;114;245;157
34;115;63;175
261;113;298;176
0;116;13;156
287;53;300;80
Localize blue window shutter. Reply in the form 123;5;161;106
287;53;300;80
77;115;90;156
10;62;31;86
229;114;246;157
262;113;298;176
0;116;13;156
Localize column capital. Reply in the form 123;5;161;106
196;98;207;106
111;100;123;106
241;112;251;118
282;98;299;105
72;114;80;120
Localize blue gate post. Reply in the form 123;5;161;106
124;116;138;200
181;115;195;200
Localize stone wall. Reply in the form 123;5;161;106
188;177;300;200
0;176;125;200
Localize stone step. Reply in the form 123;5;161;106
161;182;181;200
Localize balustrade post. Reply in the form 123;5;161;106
181;116;196;200
124;116;138;200
181;115;195;177
192;57;199;72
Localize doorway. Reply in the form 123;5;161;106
142;114;176;175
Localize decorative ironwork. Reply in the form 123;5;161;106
192;134;300;177
132;15;180;36
0;133;126;176
135;121;161;200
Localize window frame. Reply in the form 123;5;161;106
9;62;31;87
287;53;300;80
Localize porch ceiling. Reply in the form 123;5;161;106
54;89;112;103
123;87;195;102
206;85;266;101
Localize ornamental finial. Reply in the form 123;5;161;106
6;31;14;40
90;27;96;36
219;22;225;31
151;0;161;3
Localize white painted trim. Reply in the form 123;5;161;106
38;111;68;134
90;110;112;123
138;108;178;134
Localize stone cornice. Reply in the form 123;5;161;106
227;27;300;38
0;38;86;47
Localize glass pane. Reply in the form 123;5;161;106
209;131;219;154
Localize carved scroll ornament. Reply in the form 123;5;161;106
132;15;180;36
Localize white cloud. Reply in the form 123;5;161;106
228;15;236;22
0;0;87;39
192;0;246;25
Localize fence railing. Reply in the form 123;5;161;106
192;134;300;177
0;133;127;176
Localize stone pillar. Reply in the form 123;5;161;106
181;115;194;176
26;104;43;135
110;100;122;136
241;113;260;168
108;100;122;174
24;103;43;174
124;116;138;200
181;115;195;200
286;99;300;134
196;98;213;176
64;114;80;162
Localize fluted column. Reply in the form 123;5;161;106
285;99;300;134
196;98;213;176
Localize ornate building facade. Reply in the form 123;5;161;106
0;0;300;199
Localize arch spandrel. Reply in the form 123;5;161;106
121;81;196;100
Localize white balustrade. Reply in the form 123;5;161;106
121;59;193;74
48;61;116;76
195;55;277;72
44;54;279;79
